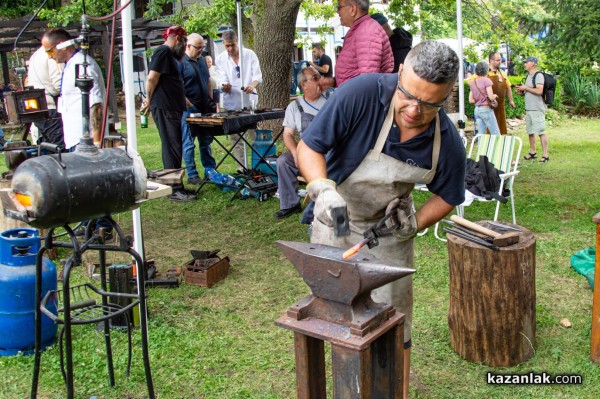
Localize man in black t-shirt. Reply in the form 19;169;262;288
309;43;333;78
141;25;196;202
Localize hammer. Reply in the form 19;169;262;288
450;215;520;247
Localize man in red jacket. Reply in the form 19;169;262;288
322;0;394;88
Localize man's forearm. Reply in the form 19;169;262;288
414;194;454;231
90;103;103;143
297;140;327;182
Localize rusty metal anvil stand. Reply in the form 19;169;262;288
275;241;415;398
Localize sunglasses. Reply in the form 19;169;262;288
235;65;240;78
45;46;56;57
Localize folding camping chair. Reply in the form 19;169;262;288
459;134;523;223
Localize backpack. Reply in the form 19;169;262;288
533;71;556;106
465;156;509;203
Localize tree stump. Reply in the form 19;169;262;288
447;222;536;367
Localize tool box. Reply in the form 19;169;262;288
184;250;230;288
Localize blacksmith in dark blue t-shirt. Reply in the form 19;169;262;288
297;40;466;397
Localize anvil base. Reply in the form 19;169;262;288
275;312;404;399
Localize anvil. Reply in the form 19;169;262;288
276;241;415;337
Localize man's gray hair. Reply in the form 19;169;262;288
404;40;459;84
297;66;320;85
222;30;237;41
355;0;369;12
187;33;204;44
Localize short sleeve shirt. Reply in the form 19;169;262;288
469;77;493;106
283;95;328;140
524;72;546;111
301;73;466;207
317;54;333;78
149;45;186;112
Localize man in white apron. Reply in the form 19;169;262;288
297;40;466;398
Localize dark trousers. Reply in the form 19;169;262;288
152;108;184;192
34;109;65;148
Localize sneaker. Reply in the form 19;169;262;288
188;176;203;185
274;202;302;219
169;190;197;202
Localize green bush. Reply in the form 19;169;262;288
561;71;600;115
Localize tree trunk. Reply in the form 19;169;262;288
447;223;536;367
253;0;302;110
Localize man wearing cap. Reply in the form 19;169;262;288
516;56;549;163
308;43;333;78
321;0;393;88
371;12;413;73
274;66;327;219
141;25;196;202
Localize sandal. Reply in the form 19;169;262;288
539;156;550;163
523;152;537;160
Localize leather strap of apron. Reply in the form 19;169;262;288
368;95;442;175
369;96;396;161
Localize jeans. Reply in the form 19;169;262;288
181;106;217;179
152;107;184;192
474;106;501;136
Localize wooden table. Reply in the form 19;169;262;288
591;212;600;363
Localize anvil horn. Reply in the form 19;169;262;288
276;241;415;304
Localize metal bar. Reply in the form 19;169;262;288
487;221;522;232
444;227;499;251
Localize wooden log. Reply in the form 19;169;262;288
447;222;536;367
591;213;600;363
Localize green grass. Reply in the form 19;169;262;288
1;116;600;398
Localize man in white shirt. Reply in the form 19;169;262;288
42;28;106;151
215;30;262;168
27;37;65;147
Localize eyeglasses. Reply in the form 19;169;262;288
189;44;205;51
306;74;320;82
45;46;56;57
396;74;446;113
336;2;354;11
235;65;240;78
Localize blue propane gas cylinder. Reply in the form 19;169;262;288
0;228;57;356
252;130;277;171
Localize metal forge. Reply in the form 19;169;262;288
275;241;415;399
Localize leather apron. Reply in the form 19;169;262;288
310;97;441;341
488;72;508;135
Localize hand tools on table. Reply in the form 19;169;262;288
450;215;520;247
